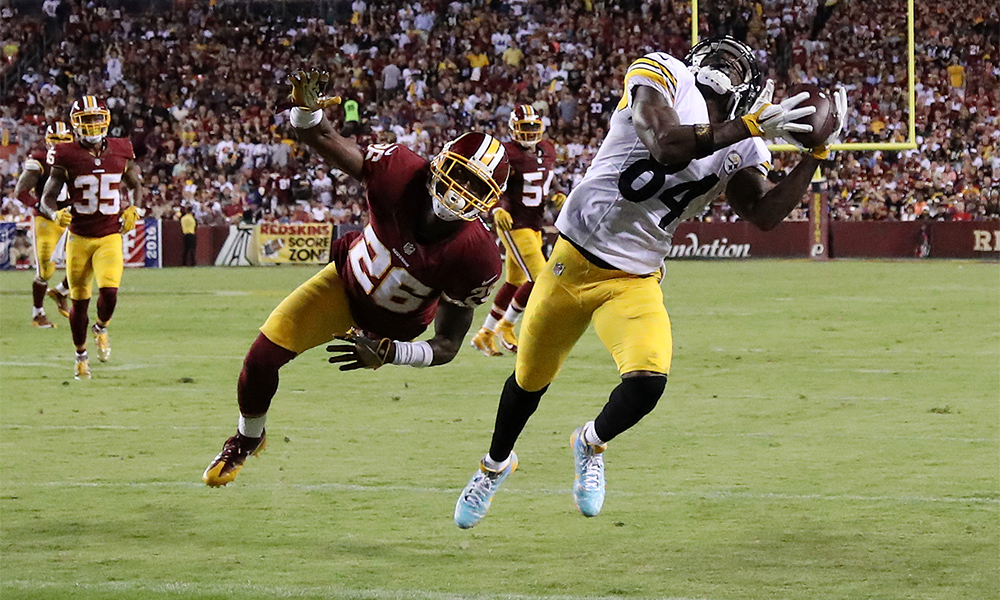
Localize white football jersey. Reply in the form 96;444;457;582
556;51;772;274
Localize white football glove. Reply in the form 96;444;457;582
806;86;849;160
741;79;817;139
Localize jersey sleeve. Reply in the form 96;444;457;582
623;54;680;109
119;138;136;160
361;143;409;210
744;137;773;177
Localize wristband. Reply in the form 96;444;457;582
391;341;433;368
693;123;715;157
808;145;831;160
290;107;323;129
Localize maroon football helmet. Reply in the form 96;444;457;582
70;96;111;144
45;121;73;147
428;132;510;221
508;104;545;147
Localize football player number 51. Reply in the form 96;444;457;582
73;173;122;215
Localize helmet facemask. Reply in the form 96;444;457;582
428;152;503;221
428;133;509;222
45;122;74;147
70;97;111;145
509;108;545;147
686;37;763;120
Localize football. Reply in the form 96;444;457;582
784;83;837;148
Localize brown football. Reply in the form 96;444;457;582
784;83;837;148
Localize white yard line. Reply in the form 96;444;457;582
6;480;997;505
0;580;719;600
2;423;993;444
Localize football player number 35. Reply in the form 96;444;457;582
349;226;433;313
73;173;122;215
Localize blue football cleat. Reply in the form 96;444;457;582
571;426;606;517
454;452;518;529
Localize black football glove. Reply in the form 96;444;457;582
327;328;394;371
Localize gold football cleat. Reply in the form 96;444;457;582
471;328;503;357
47;288;70;318
74;357;91;380
93;325;111;362
203;433;267;487
32;314;56;328
495;319;518;353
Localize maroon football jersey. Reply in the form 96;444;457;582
49;138;135;238
499;139;557;231
330;143;502;341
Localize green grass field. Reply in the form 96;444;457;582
1;261;997;600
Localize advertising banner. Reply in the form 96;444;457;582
123;218;162;268
0;222;18;270
255;222;333;265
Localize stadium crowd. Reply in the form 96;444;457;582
0;0;997;226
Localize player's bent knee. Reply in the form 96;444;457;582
244;332;297;371
621;374;667;414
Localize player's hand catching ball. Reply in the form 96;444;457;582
741;79;817;140
288;70;342;111
327;328;394;371
493;207;513;232
52;207;72;227
808;86;848;160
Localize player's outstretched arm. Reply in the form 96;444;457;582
288;70;363;180
632;86;754;165
424;301;476;366
724;156;820;231
325;303;475;371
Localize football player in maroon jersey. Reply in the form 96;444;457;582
472;105;566;356
40;96;145;380
14;122;74;328
203;70;510;488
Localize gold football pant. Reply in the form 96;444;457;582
260;261;356;353
33;216;66;281
514;237;672;392
66;233;123;300
498;228;545;286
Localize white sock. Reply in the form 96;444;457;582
76;350;88;361
582;421;606;447
482;314;499;332
238;414;267;438
502;303;524;325
54;282;69;294
33;306;45;317
482;452;510;472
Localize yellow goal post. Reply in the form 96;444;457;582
690;0;917;152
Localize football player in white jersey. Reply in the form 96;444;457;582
454;36;847;528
